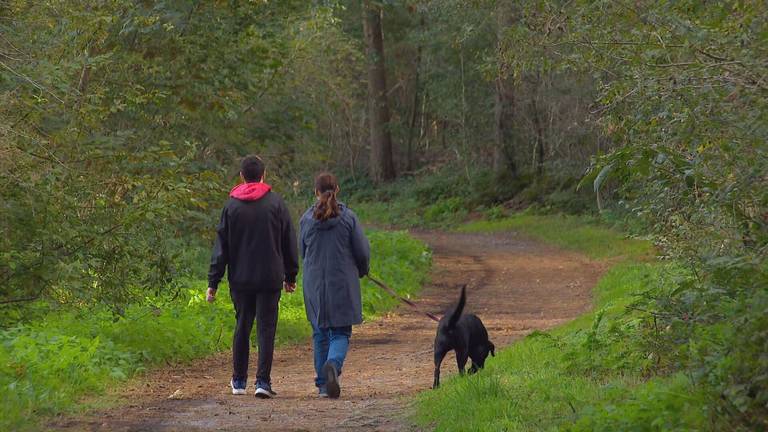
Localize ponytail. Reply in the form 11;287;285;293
313;173;341;221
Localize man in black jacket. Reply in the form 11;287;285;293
207;155;299;398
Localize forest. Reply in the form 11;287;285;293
1;1;766;431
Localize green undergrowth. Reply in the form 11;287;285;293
355;198;457;228
346;165;597;229
0;229;430;431
414;216;711;431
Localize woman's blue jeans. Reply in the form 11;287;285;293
311;322;352;388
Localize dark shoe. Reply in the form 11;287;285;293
255;380;277;399
230;378;247;395
322;361;340;399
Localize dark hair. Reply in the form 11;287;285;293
240;155;265;182
313;172;341;221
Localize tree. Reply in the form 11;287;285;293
492;2;517;176
363;0;396;182
404;9;425;173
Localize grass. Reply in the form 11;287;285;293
414;214;709;431
354;198;469;229
458;213;653;260
0;229;430;431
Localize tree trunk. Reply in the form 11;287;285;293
77;37;100;108
494;79;517;175
405;14;425;173
531;95;545;177
363;0;395;183
492;3;517;177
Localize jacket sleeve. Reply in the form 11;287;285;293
349;211;370;278
207;207;229;290
281;200;299;284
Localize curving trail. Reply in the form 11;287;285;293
51;230;604;432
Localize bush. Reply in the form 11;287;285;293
423;197;468;226
638;258;768;430
565;374;709;432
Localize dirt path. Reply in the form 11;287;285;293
52;230;604;432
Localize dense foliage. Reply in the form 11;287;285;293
552;2;767;428
1;1;367;310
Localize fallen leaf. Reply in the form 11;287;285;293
168;389;184;400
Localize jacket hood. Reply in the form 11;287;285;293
304;203;348;231
230;182;271;201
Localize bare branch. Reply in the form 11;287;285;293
0;60;65;103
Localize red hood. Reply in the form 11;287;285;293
230;182;271;201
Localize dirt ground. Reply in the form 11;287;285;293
50;230;605;432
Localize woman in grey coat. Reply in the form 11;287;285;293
300;173;370;399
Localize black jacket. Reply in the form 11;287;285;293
208;183;299;291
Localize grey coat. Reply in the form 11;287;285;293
300;203;370;328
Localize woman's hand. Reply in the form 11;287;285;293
206;287;217;303
284;282;296;293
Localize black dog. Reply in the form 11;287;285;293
433;285;495;388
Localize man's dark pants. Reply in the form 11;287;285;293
229;288;281;384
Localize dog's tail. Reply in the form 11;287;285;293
447;285;467;329
489;341;496;357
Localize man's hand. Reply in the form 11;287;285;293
206;287;217;303
283;281;296;293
